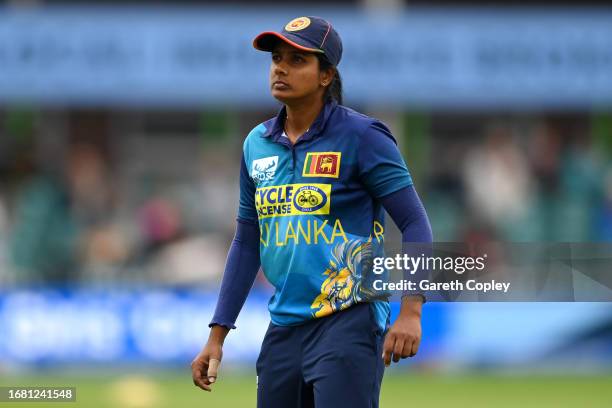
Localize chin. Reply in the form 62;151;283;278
271;90;296;104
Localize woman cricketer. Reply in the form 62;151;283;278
191;16;433;408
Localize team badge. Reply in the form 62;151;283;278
302;152;341;178
285;17;311;32
252;155;278;183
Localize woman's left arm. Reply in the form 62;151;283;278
357;121;433;365
379;183;433;366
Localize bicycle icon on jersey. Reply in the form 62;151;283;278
296;190;319;207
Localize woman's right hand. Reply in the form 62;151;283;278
191;325;229;392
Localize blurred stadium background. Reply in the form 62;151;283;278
0;0;611;407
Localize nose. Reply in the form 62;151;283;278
273;59;288;76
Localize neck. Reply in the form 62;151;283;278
284;95;325;143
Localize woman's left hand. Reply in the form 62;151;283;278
381;295;423;366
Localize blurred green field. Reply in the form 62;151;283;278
2;371;611;408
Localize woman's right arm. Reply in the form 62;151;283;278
192;154;261;392
208;218;261;330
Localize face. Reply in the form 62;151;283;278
269;42;332;104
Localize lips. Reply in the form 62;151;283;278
272;80;290;89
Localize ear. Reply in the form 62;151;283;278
319;67;335;87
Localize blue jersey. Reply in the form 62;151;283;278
239;101;413;332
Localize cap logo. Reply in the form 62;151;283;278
285;17;311;32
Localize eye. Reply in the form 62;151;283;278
271;54;281;62
292;55;305;63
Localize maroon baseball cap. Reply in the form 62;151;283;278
253;16;343;66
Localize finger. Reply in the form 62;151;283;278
409;337;421;357
401;341;413;358
392;338;405;363
382;334;395;367
207;358;221;383
192;367;212;392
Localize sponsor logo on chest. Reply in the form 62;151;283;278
251;155;278;183
255;183;331;219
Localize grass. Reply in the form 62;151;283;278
1;371;611;408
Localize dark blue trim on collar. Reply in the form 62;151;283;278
262;101;338;144
262;105;286;139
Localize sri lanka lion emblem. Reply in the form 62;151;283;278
310;239;375;318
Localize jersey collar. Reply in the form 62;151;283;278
263;100;337;144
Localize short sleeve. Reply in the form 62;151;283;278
358;121;413;198
237;153;258;223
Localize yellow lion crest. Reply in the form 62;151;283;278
311;239;373;318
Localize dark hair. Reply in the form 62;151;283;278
316;54;343;105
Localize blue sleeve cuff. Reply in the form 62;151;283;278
208;321;237;330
